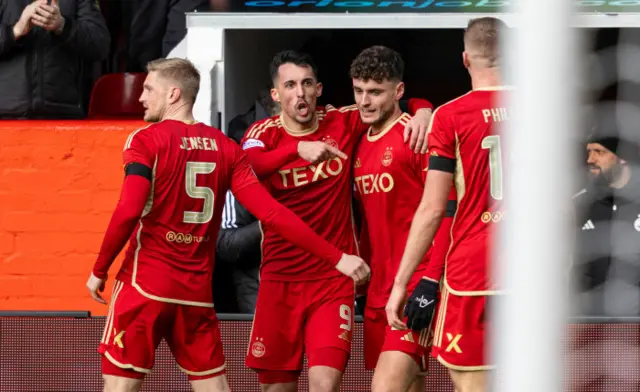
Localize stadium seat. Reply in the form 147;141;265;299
88;72;146;119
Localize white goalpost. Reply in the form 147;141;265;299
494;1;578;391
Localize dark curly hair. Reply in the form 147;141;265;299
350;45;404;83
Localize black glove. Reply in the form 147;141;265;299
404;278;439;331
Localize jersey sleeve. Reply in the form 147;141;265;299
407;142;431;183
92;175;152;279
422;214;452;283
241;118;299;179
427;107;456;173
229;142;261;195
123;127;156;168
240;119;275;152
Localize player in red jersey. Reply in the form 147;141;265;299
350;46;457;392
386;18;509;392
85;58;367;392
241;50;434;392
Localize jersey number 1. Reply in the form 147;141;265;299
183;162;216;224
481;135;503;201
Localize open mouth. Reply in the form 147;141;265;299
296;101;309;116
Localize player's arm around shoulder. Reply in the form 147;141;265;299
399;98;434;154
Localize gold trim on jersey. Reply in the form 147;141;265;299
280;113;319;137
178;363;226;376
350;204;360;257
325;104;338;112
443;280;501;296
258;221;264;282
366;112;411;142
104;351;152;374
101;280;125;345
437;355;495;371
433;285;449;349
123;123;154;151
141;158;157;216
425;91;477;138
338;104;358;113
245;118;281;140
454;135;466;202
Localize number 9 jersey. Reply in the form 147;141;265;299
116;119;259;307
426;87;512;295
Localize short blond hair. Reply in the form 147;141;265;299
146;58;200;105
464;17;506;68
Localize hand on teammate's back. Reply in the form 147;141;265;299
404;278;438;331
403;108;433;154
297;141;348;164
335;253;370;285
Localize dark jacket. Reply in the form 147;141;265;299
573;171;640;317
213;101;271;313
0;0;110;118
128;0;208;72
216;191;261;313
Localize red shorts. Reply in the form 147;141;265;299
432;285;491;370
99;280;226;380
363;307;432;373
246;276;354;373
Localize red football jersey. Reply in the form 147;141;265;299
353;113;455;308
116;120;258;306
241;105;365;281
427;87;512;294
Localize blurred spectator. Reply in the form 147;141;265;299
573;131;640;317
0;0;110;119
127;0;209;72
215;88;280;314
227;87;280;140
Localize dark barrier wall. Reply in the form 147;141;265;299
0;317;454;392
2;316;640;391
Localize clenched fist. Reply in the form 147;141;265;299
335;253;370;286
